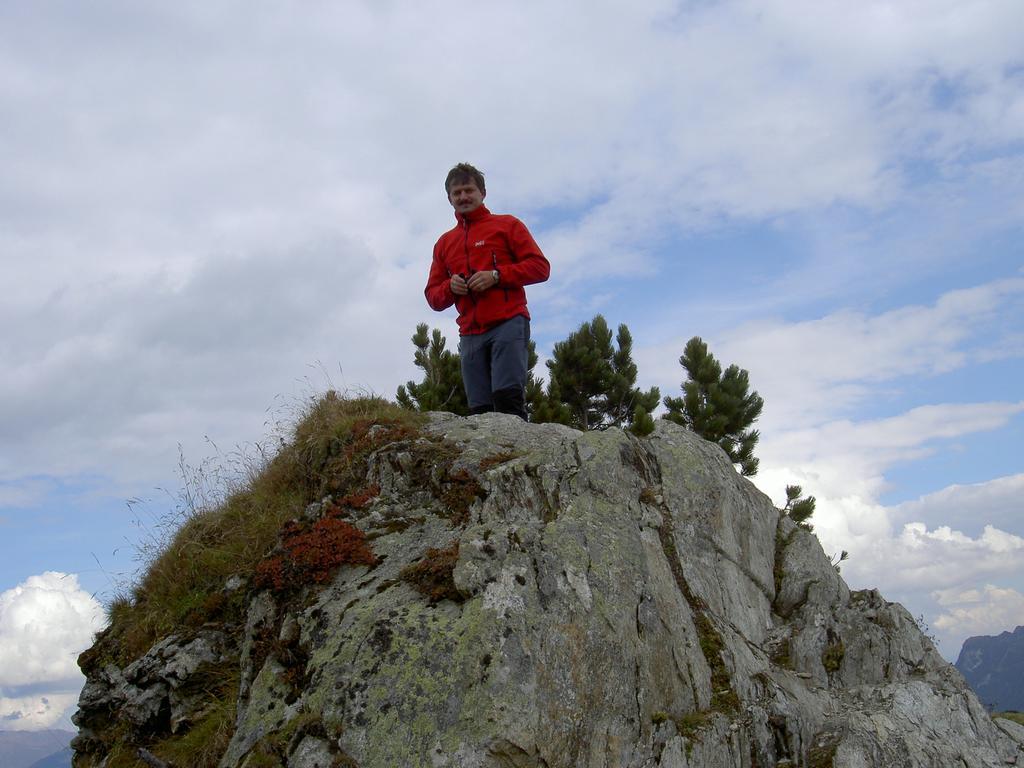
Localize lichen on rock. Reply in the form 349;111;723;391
74;410;1024;768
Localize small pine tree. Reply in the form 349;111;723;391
528;375;574;426
782;484;816;531
781;485;847;570
663;336;763;475
830;550;849;573
524;339;548;419
535;315;659;432
607;324;661;431
629;403;656;437
542;315;612;430
396;324;468;415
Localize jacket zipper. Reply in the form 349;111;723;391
462;216;477;332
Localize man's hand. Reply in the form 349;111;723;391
450;274;469;295
467;271;499;292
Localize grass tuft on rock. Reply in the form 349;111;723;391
88;393;424;666
995;711;1024;726
151;673;238;768
822;640;845;674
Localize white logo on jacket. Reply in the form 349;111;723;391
474;240;486;247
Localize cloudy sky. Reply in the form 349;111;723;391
1;0;1022;730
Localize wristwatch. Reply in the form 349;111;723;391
492;269;500;285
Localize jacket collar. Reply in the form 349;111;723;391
455;203;491;225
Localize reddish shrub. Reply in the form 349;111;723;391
336;484;381;511
440;470;484;526
478;451;523;471
400;542;462;603
255;518;377;593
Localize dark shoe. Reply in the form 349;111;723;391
492;387;527;420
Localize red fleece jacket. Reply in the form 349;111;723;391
425;204;550;335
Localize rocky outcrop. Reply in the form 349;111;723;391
72;629;233;757
957;625;1024;711
75;414;1024;767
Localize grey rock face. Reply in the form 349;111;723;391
288;736;335;768
72;629;233;759
998;718;1024;745
78;415;1024;767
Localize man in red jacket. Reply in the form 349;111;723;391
425;163;550;419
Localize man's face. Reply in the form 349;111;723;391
447;180;485;215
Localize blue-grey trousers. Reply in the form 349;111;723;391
459;315;529;419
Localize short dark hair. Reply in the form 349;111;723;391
445;163;486;195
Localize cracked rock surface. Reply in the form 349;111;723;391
77;414;1024;767
72;629;232;757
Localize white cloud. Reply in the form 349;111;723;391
0;479;51;509
756;401;1024;505
933;585;1024;644
0;1;1020;492
635;277;1024;434
893;474;1024;536
868;523;1024;590
723;279;1024;430
0;693;80;732
0;0;1021;677
0;237;428;488
2;1;1022;297
0;572;105;730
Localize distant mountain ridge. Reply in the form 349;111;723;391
28;746;73;768
956;625;1024;711
0;730;74;768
